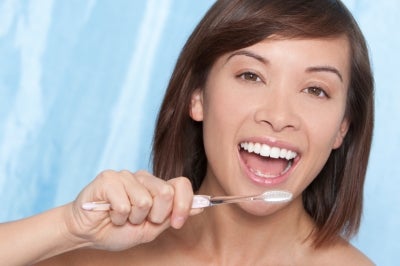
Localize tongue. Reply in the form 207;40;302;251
241;151;288;177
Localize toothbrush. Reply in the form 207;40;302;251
81;190;292;211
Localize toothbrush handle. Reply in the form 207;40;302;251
81;201;111;211
81;190;292;211
208;195;257;206
82;195;212;211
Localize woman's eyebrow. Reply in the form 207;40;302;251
225;51;344;83
306;66;343;82
225;50;268;65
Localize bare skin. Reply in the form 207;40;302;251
37;192;372;265
1;37;374;266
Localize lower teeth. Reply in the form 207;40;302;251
250;160;292;179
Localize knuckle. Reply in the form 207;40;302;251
133;170;149;178
134;169;148;175
94;170;121;188
133;170;151;183
119;169;132;177
159;185;174;200
97;169;116;181
135;198;152;210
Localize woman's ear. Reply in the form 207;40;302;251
189;89;204;122
333;118;349;149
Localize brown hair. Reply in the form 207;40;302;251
152;0;374;247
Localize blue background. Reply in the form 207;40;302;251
0;1;399;264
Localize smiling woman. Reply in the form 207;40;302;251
154;0;371;247
0;0;376;265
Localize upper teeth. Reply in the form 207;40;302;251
240;142;297;160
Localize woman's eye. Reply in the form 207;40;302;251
237;72;262;82
303;86;328;98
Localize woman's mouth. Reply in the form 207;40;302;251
239;141;298;184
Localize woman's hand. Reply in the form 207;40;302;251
1;170;198;265
64;170;199;251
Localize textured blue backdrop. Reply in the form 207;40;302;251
0;1;399;264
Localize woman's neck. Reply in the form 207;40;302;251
174;190;316;264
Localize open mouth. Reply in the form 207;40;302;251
239;141;298;179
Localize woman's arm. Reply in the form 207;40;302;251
0;170;198;265
0;204;87;265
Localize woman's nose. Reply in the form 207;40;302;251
253;90;300;132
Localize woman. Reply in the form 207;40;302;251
1;0;374;265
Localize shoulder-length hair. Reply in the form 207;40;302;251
152;0;374;247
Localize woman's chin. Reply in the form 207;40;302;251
236;201;289;216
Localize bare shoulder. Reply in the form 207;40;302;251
312;238;375;266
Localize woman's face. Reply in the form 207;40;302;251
190;36;350;214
